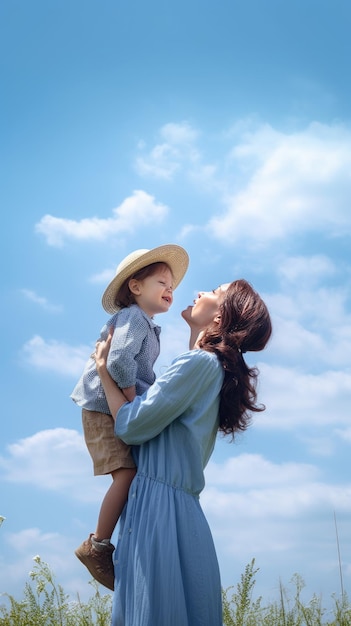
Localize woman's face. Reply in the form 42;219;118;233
182;283;230;329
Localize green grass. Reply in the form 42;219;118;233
0;556;350;625
222;559;351;626
0;556;112;626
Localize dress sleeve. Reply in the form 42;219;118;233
106;308;147;388
115;350;222;444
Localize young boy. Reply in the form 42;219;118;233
71;244;189;591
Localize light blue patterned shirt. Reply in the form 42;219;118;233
71;304;161;415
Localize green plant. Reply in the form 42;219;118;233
222;558;263;625
222;562;350;626
0;556;112;626
0;551;350;625
262;574;326;626
330;590;351;626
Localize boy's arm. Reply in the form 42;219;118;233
107;309;146;386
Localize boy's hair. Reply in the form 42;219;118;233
115;262;173;309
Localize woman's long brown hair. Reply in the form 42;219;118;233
198;279;272;437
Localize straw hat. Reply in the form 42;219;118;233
102;244;189;314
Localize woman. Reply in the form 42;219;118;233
94;279;272;626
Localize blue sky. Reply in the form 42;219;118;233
1;0;351;611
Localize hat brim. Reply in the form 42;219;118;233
102;244;189;314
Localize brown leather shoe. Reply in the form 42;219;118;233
75;534;114;591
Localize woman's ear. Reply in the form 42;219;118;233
128;278;141;295
214;313;221;324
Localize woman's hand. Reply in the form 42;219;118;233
93;327;113;374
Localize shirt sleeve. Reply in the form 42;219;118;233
106;308;148;388
115;350;223;444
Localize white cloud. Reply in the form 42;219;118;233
20;289;63;313
258;363;351;430
35;190;169;247
0;429;86;486
203;481;351;521
2;428;349;526
266;275;351;367
89;268;116;285
0;530;103;604
0;428;108;503
160;121;199;144
207;122;351;245
135;144;181;179
335;427;351;443
1;428;349;600
7;528;60;552
205;454;319;487
135;121;200;179
178;223;202;238
133;120;351;247
203;456;351;592
277;255;337;287
299;435;336;457
22;336;91;377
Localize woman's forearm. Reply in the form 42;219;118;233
97;361;128;421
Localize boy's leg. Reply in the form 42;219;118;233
94;467;137;541
77;410;136;590
75;468;136;591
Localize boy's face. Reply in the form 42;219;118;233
129;267;174;317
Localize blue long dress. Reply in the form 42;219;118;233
112;349;224;626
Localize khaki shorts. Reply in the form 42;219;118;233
82;408;136;475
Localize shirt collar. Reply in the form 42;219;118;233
134;304;161;332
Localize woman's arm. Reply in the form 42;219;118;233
113;350;223;445
94;330;128;420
